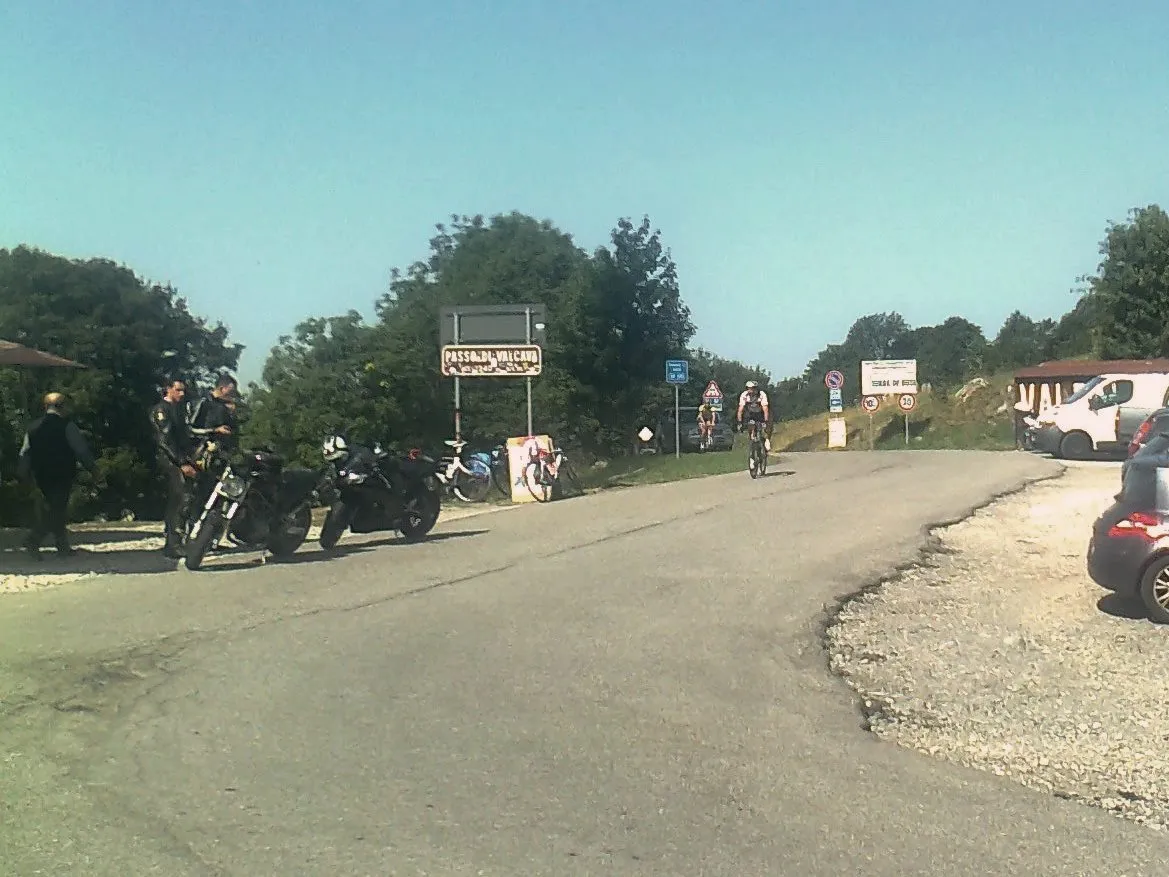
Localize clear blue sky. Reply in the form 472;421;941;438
3;0;1167;386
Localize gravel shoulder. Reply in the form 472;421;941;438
0;502;511;594
826;460;1169;830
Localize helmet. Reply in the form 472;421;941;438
745;381;758;390
322;433;350;462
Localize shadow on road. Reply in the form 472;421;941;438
195;529;490;573
0;545;177;576
762;470;796;478
1096;593;1148;621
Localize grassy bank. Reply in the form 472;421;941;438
577;372;1018;489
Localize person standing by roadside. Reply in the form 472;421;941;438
151;377;197;558
17;391;96;559
189;373;239;451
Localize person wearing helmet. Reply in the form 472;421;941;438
695;400;717;449
736;380;771;452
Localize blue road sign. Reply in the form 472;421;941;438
666;359;689;384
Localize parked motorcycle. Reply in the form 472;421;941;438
183;441;321;570
318;435;442;550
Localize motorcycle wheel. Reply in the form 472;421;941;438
452;467;491;503
319;501;352;550
184;511;223;571
399;488;440;542
268;504;313;557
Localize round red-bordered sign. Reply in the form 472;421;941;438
861;395;880;412
898;394;916;412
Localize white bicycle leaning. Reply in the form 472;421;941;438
428;438;493;503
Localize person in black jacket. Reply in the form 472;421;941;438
189;373;238;451
17;391;96;559
151;378;197;558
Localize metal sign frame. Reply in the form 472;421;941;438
439;303;548;438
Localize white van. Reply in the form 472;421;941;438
1031;372;1169;459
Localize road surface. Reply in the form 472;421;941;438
2;450;1166;876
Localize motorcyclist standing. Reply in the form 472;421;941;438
189;373;238;451
151;378;197;558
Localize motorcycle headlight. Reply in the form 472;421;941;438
220;474;247;499
345;470;367;485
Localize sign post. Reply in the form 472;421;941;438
439;304;547;440
898;393;917;445
861;394;880;449
665;359;689;459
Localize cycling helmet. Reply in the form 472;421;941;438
322;433;350;462
745;381;758;390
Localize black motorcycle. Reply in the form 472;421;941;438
183;441;322;570
318;439;442;550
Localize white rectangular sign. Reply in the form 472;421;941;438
861;359;918;395
827;417;847;449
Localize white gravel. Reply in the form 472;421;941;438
826;461;1169;830
1;503;510;594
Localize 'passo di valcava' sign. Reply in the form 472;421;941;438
441;344;543;377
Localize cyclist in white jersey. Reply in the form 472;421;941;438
736;381;772;452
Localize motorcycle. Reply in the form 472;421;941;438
319;439;442;550
183;441;321;570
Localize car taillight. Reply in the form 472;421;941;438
1128;419;1153;456
1108;510;1169;540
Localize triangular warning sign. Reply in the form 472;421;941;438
703;380;721;397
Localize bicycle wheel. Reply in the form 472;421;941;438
524;461;553;502
452;465;492;502
491;458;510;496
759;444;768;475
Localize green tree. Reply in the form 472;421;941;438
246;212;697;462
987;310;1057;371
1086;204;1169;358
1046;294;1098;360
908;317;988;390
0;245;241;523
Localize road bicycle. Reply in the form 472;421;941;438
484;444;510;496
523;445;584;502
744;419;767;479
697;421;714;452
428;438;493;502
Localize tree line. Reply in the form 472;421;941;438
1;204;1166;524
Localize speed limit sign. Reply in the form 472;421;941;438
898;393;917;412
861;395;880;413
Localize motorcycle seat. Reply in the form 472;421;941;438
399;457;436;478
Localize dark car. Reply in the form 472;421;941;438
1088;454;1169;623
656;406;734;453
1126;406;1169;457
1119;409;1169;485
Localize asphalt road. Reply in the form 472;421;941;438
2;449;1167;876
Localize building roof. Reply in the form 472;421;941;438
0;339;85;368
1014;358;1169;380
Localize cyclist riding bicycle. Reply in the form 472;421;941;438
696;402;716;446
736;381;771;452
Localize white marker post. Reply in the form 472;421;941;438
674;384;680;460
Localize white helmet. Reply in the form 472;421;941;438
322;434;350;462
745;380;758;390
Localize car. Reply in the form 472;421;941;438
1088;456;1169;623
655;406;734;453
1126;406;1169;457
1119;409;1169;484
